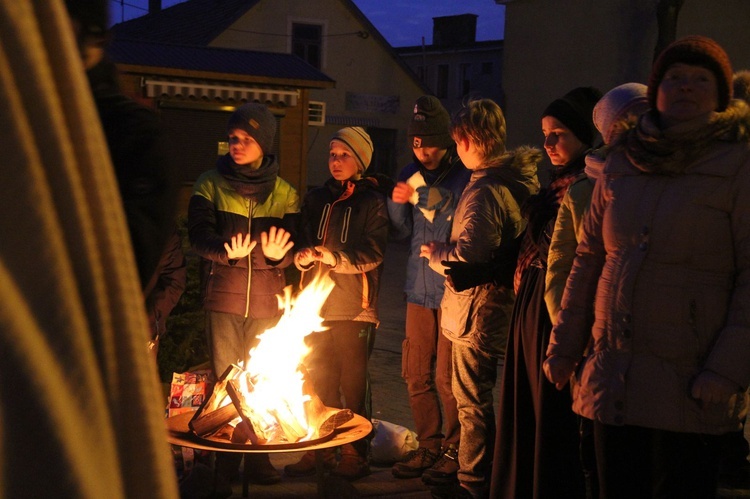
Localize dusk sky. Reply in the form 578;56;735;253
108;0;505;47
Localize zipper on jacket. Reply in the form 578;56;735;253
318;181;370;309
245;199;254;318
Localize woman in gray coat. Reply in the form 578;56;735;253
545;36;750;498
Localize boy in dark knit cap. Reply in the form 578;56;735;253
389;96;471;480
188;102;300;487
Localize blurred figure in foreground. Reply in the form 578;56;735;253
0;0;179;497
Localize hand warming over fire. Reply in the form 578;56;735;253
261;226;294;261
225;232;256;260
314;246;338;267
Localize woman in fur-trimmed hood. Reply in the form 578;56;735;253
546;36;750;498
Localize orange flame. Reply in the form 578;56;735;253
235;273;334;442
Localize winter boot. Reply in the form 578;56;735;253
392;447;439;478
284;449;337;477
331;444;370;481
421;444;459;486
243;453;281;485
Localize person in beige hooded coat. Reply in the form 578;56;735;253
545;36;750;498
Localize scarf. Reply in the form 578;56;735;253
513;154;586;293
217;153;278;203
623;100;750;175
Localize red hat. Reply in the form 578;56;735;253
648;35;733;111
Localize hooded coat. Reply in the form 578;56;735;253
426;146;541;357
549;100;750;434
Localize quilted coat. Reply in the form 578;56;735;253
428;146;541;357
549;102;750;434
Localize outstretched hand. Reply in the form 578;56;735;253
224;232;256;260
261;226;294;261
313;246;337;266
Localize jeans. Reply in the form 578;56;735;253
452;341;497;490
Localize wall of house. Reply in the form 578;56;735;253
501;0;750;171
209;0;428;187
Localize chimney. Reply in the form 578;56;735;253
149;0;162;13
432;14;478;46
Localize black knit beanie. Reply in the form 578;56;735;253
648;35;733;111
408;95;454;149
227;103;276;155
542;87;602;146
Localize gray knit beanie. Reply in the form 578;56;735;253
227;103;276;155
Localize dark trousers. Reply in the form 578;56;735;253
580;416;599;499
594;422;722;499
402;303;459;453
206;310;278;375
206;311;279;480
305;320;372;456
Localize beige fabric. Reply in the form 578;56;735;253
0;1;178;497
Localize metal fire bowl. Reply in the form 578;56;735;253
166;411;371;452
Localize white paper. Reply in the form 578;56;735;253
405;171;434;223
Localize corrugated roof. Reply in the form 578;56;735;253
112;0;258;46
108;38;334;85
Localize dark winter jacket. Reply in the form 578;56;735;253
143;227;186;339
428;147;542;356
89;58;177;286
188;154;300;317
387;147;471;309
295;176;390;324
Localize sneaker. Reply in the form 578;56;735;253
244;453;281;485
330;444;370;481
392;447;439;478
421;445;459;486
284;449;337;477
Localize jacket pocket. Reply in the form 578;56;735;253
440;283;474;338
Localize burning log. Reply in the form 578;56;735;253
225;379;269;445
302;379;354;434
188;365;241;437
183;276;357;447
